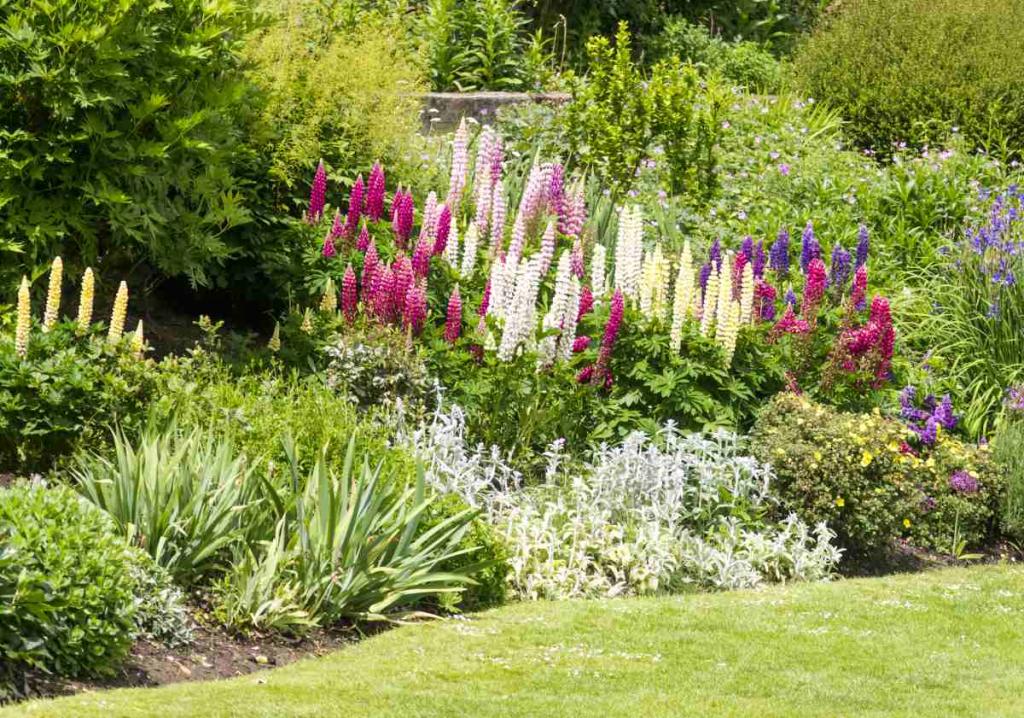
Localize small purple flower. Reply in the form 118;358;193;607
949;471;979;494
778;163;791;176
919;495;937;513
1007;385;1024;412
918;416;939;446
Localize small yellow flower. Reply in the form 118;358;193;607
814;451;823;461
887;441;901;453
860;450;874;467
903;518;912;529
835;497;845;508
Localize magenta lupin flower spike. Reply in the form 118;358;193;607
361;241;379;302
342;264;358;322
433;204;452;256
444;286;462;343
366;162;386;221
392;254;414;316
577;285;594;321
403;280;428;335
345;175;365;235
357;222;371;252
411;236;432;277
329;209;344;239
321;233;336;259
307;160;327;223
478;279;491;317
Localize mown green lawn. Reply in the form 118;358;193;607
7;565;1024;718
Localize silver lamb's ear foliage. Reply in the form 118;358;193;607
406;407;842;600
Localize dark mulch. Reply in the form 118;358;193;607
12;622;366;704
839;538;1021;578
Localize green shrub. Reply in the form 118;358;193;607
244;5;424;195
0;322;156;473
0;0;258;289
993;420;1024;543
794;0;1024;155
752;394;1000;556
423;494;509;611
0;483;138;681
150;347;415;487
72;428;261;587
564;23;725;198
648;17;782;91
422;0;535;92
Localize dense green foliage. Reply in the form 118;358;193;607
564;23;725;198
646;17;781;91
794;0;1024;156
0;0;258;289
752;394;1001;556
0;484;139;682
994;419;1024;542
0;322;156;473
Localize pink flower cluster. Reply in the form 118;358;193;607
578;289;624;390
833;295;895;384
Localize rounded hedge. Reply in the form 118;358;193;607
0;483;139;679
793;0;1024;155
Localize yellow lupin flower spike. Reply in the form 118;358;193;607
43;257;63;331
130;320;145;357
268;322;281;352
77;268;95;332
15;276;31;358
107;280;128;344
301;307;313;334
320;278;337;313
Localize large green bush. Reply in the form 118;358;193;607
752;394;1001;557
0;483;139;682
0;0;258;289
794;0;1024;155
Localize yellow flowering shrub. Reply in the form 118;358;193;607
751;394;1002;556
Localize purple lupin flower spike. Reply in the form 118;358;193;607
800;221;820;274
740;236;754;260
753;240;766;279
769;228;790;276
829;242;852;290
709;238;722;271
855;223;870;269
